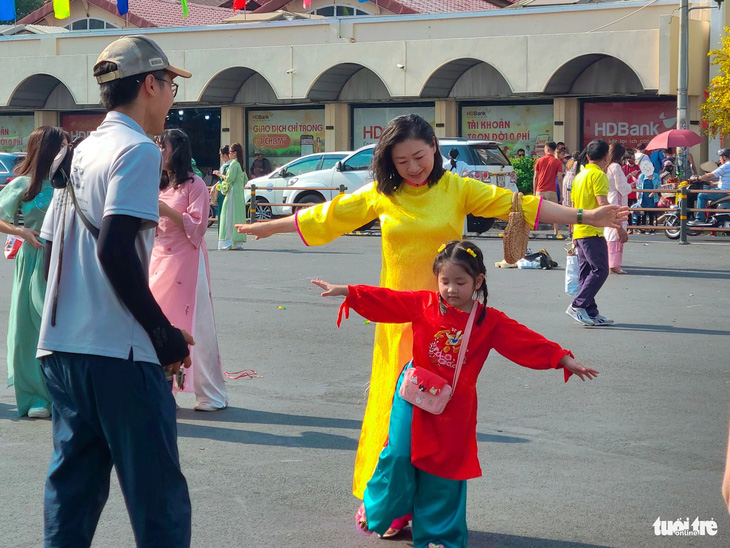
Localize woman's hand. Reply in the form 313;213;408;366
212;170;221;178
584;205;630;229
559;355;599;381
618;226;629;244
236;221;276;239
159;201;172;218
311;278;349;297
20;228;43;249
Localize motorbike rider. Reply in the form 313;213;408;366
688;149;730;224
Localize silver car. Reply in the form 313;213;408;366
244;152;349;218
0;152;25;186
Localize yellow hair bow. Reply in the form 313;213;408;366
466;248;477;258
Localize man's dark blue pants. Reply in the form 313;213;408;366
571;236;609;318
40;352;191;548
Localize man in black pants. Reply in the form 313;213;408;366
37;36;194;548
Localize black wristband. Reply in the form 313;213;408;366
151;325;190;367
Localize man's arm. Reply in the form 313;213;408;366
532;162;538;194
97;214;190;368
596;195;609;206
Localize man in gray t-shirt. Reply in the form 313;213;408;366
38;36;194;547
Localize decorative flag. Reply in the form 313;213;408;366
181;0;189;18
53;0;70;19
0;0;16;21
233;0;246;11
117;0;128;16
303;0;311;8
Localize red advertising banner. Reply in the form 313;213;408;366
61;113;106;141
582;101;676;149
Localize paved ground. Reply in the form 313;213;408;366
1;228;729;548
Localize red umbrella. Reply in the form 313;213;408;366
646;129;702;151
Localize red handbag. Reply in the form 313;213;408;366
4;235;23;259
398;303;477;415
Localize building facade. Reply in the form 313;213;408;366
0;0;723;173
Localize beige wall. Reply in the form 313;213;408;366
1;3;708;105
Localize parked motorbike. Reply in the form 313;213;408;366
660;180;730;239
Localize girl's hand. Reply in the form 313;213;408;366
212;170;221;177
559;355;599;381
585;205;630;229
20;228;43;249
311;278;349;297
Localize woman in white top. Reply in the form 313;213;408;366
605;143;632;274
443;148;471;178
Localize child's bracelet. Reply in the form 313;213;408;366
577;208;583;224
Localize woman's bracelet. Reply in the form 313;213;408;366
577;208;583;224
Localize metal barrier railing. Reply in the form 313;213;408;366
631;187;730;241
248;184;346;223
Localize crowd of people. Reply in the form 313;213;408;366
1;33;725;548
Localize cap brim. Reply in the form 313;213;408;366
168;65;192;79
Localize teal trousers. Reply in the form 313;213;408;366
364;368;468;548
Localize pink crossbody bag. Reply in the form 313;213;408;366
398;303;478;415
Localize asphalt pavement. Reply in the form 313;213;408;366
0;228;729;548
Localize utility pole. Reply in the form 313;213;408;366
677;0;689;179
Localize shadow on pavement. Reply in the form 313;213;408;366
178;407;362;429
627;266;730;280
214;248;359;255
608;323;730;336
177;422;358;450
476;432;529;443
0;402;19;421
467;531;611;547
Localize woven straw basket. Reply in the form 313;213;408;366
503;192;530;264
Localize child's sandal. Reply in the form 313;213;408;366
355;503;371;536
380;513;412;538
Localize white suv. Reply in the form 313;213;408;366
281;139;516;234
281;145;375;214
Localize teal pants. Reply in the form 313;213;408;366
364;368;468;548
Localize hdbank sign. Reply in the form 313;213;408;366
582;100;676;149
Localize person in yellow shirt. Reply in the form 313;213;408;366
568;139;613;327
236;115;626;536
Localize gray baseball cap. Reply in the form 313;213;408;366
94;35;192;84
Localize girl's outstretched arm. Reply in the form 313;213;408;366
312;278;349;297
558;354;599;381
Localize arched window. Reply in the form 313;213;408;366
63;18;120;30
310;5;369;17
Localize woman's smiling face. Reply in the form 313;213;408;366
391;138;436;185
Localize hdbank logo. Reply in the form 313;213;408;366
653;517;717;536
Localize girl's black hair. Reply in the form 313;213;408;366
14;126;69;202
448;148;458;171
159;128;194;190
372;114;444;196
432;240;488;325
229;142;244;163
219;145;230;156
608;143;626;166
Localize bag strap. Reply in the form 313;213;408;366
66;179;100;240
450;302;479;398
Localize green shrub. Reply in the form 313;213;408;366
510;157;535;196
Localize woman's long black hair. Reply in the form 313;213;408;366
14;126;69;202
433;240;488;325
159;129;194;190
372;114;444;195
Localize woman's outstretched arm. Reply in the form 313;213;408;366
538;200;628;229
236;215;297;239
